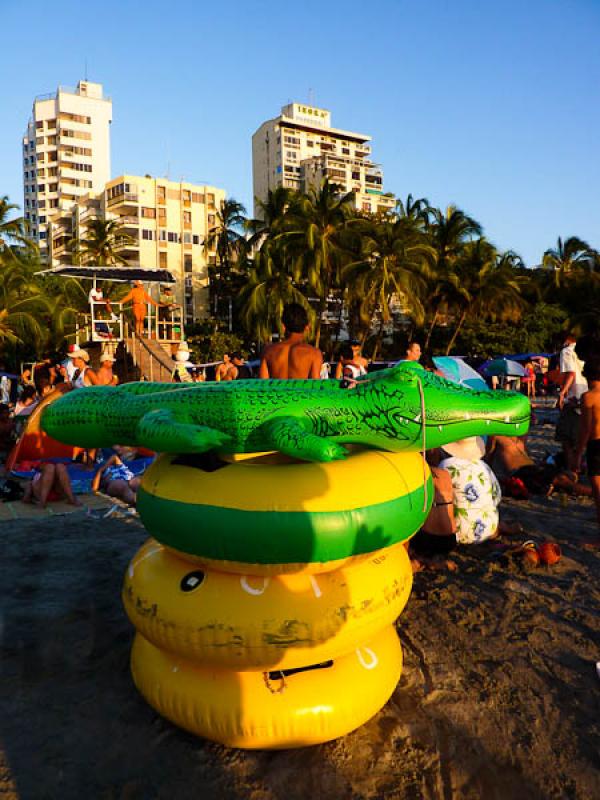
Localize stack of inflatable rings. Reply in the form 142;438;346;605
124;447;432;749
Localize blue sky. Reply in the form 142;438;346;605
1;0;599;265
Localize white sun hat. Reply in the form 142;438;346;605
442;436;486;461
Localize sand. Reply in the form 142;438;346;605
1;421;599;800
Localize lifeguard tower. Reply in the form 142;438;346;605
37;265;184;382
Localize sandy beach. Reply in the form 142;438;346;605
1;421;599;800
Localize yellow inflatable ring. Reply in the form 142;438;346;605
123;539;412;670
131;625;402;748
137;449;431;574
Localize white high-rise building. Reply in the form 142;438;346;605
22;80;112;258
252;102;395;217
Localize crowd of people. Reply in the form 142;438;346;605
0;301;598;553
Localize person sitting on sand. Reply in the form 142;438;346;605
0;403;16;462
23;462;80;509
439;437;503;544
486;434;591;498
575;358;600;544
409;461;457;568
259;303;323;380
92;446;143;507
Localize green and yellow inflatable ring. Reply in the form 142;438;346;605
137;449;432;574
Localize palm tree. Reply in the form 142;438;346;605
283;179;356;347
72;218;134;265
0;195;33;253
343;217;433;358
444;239;528;354
239;241;311;344
542;236;593;288
423;205;483;346
245;187;297;249
395;193;429;225
0;254;47;353
204;198;248;322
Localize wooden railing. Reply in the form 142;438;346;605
124;321;174;383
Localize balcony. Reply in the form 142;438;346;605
118;215;139;227
107;192;139;206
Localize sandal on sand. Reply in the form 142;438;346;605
537;541;562;565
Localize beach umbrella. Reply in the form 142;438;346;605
433;356;488;391
482;358;527;377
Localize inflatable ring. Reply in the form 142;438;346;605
123;539;412;670
137;449;432;573
131;625;402;749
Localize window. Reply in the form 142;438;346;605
60;128;92;141
207;214;215;226
158;229;167;241
142;207;156;218
192;235;199;245
39;216;46;223
352;171;360;180
158;208;166;223
37;184;45;192
38;200;45;208
156;186;166;203
192;192;204;203
184;255;192;272
206;193;215;205
183;232;192;244
49;199;58;208
307;140;314;147
342;148;350;155
49;184;58;192
159;251;168;268
167;232;178;243
182;190;191;202
36;121;44;129
39;231;46;239
47;136;57;145
37;168;45;177
142;229;154;240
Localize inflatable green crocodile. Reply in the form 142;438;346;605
41;363;530;462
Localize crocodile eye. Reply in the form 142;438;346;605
180;571;205;592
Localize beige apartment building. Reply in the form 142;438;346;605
22;80;112;258
252;102;395;217
51;175;226;323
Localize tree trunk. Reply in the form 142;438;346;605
371;313;386;361
445;308;468;355
424;308;440;350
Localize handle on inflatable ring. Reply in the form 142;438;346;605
356;647;379;670
263;671;287;694
240;576;270;596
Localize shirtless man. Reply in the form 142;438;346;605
486;434;591;497
96;353;119;386
575;358;600;541
215;353;238;382
259;303;323;380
